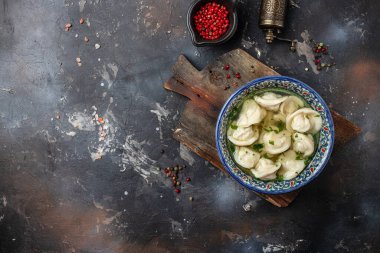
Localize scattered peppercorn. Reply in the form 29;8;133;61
64;23;72;31
311;41;335;71
193;2;229;40
97;117;105;124
161;164;192;195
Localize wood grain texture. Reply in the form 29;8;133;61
164;49;361;207
331;110;362;146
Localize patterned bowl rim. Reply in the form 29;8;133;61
215;76;335;194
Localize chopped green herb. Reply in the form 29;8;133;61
276;121;286;132
229;143;235;153
314;114;320;117
306;115;310;119
252;143;264;152
263;126;273;132
230;124;238;130
277;175;284;181
269;140;275;145
263;153;270;159
304;156;312;165
295;151;304;160
295;134;299;138
228;107;241;121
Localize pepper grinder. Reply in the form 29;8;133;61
259;0;297;51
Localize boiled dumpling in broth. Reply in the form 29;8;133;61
236;99;267;127
227;88;322;182
262;112;286;133
254;92;288;112
286;108;322;134
278;150;307;180
293;133;315;156
262;130;292;155
262;111;286;125
233;147;260;169
227;124;260;146
251;158;281;180
280;96;304;116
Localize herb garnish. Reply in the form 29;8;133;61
230;124;238;130
304;156;312;165
263;126;273;132
275;121;285;132
295;151;304;160
277;175;284;181
264;121;285;133
252;143;264;152
269;140;275;145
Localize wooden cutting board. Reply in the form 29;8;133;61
164;49;361;207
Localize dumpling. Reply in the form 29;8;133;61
262;130;292;155
254;92;288;112
293;133;315;156
227;124;260;146
278;150;307;180
251;158;281;180
286;108;322;134
262;112;286;133
280;96;304;116
236;99;267;127
233;147;260;169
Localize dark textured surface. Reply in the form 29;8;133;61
0;0;378;252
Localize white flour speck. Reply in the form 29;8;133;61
1;195;7;207
100;63;119;89
79;0;86;12
68;112;95;131
150;103;170;140
121;135;158;183
179;143;195;166
296;30;319;74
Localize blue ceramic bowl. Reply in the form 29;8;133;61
216;76;335;194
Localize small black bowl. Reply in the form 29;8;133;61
187;0;238;47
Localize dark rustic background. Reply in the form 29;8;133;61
0;0;379;252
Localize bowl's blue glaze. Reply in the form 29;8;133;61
215;76;335;194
